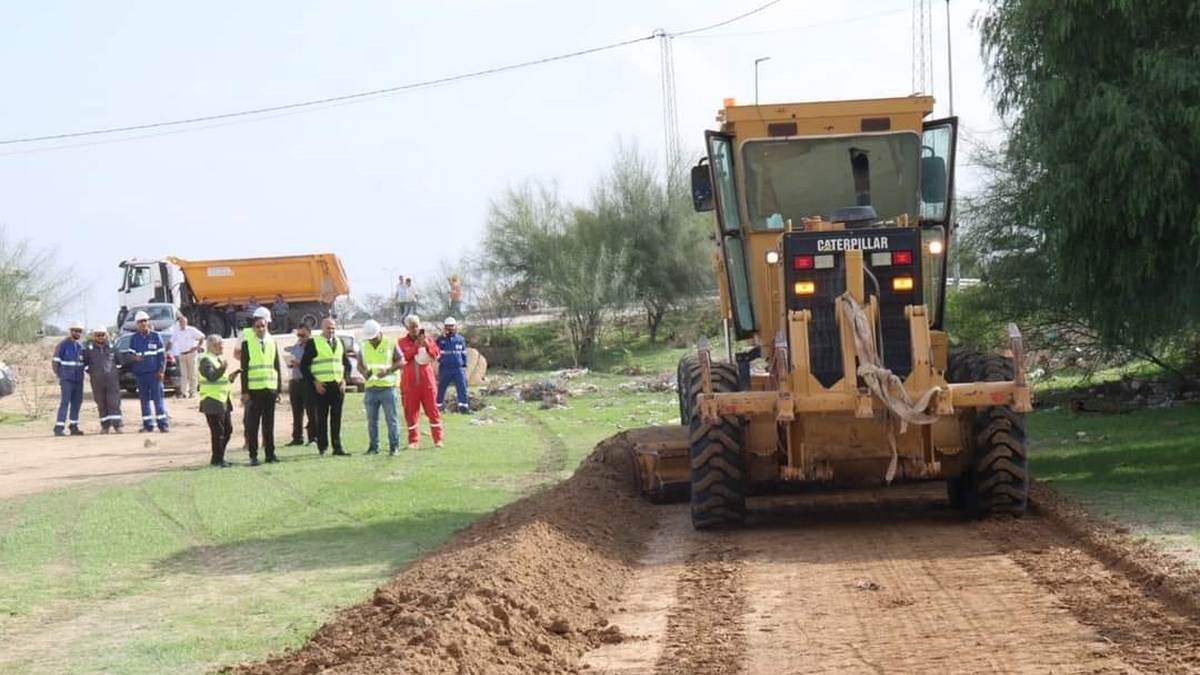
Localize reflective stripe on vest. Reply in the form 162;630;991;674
312;336;345;383
198;353;231;404
246;337;278;391
361;338;397;388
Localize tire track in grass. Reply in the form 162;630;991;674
131;473;246;574
525;414;569;477
254;469;366;526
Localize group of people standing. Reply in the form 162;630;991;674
199;311;471;468
52;310;172;436
50;306;473;469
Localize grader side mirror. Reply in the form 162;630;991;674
921;155;948;203
691;163;714;212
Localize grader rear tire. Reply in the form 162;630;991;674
678;356;746;530
950;353;1029;517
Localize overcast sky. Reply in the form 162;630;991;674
0;0;1002;327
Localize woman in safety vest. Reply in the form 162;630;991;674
198;334;237;467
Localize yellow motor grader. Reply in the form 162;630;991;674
625;95;1031;529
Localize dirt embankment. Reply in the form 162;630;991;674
228;437;657;675
229;439;1200;675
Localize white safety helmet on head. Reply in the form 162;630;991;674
443;317;457;327
362;319;382;340
68;320;85;331
252;306;272;322
133;311;150;322
92;326;108;335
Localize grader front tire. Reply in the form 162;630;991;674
947;353;1030;517
689;414;747;530
677;355;746;530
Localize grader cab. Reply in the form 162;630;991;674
625;96;1031;529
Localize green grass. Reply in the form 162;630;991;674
0;382;667;675
1029;404;1200;556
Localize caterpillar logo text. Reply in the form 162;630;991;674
816;236;889;253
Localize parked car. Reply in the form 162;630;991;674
120;303;179;335
335;330;366;393
114;332;181;395
0;362;15;398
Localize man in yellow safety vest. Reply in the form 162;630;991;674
301;317;352;456
239;312;282;465
357;319;403;455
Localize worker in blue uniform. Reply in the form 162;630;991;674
51;320;87;436
435;317;471;414
126;310;170;432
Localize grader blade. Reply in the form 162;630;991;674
618;426;690;503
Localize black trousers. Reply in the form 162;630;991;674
205;406;232;465
313;382;344;452
244;389;277;458
289;379;316;443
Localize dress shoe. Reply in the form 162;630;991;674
285;440;304;447
331;449;350;456
249;457;260;467
211;461;232;468
265;455;279;464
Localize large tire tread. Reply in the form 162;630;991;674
678;353;746;530
945;352;1029;517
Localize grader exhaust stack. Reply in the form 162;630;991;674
624;95;1032;529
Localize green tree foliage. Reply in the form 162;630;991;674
956;140;1194;376
0;228;73;345
979;0;1200;345
590;144;712;343
482;183;627;366
481;146;713;366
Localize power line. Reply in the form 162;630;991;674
670;0;787;37
676;6;909;40
0;0;789;149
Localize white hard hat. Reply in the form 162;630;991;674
362;319;382;340
68;320;84;330
443;316;457;327
92;326;107;335
133;311;150;322
253;306;272;322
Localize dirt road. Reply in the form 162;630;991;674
237;438;1200;675
0;400;228;499
582;486;1200;675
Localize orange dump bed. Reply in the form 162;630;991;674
169;253;349;304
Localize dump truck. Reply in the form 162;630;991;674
624;95;1031;529
116;254;350;336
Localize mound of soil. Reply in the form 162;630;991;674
227;436;655;675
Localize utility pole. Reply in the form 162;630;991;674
754;56;771;105
945;0;955;115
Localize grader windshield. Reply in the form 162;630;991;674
742;132;922;230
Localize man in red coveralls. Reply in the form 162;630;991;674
398;314;444;449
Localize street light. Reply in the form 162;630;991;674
754;56;771;105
